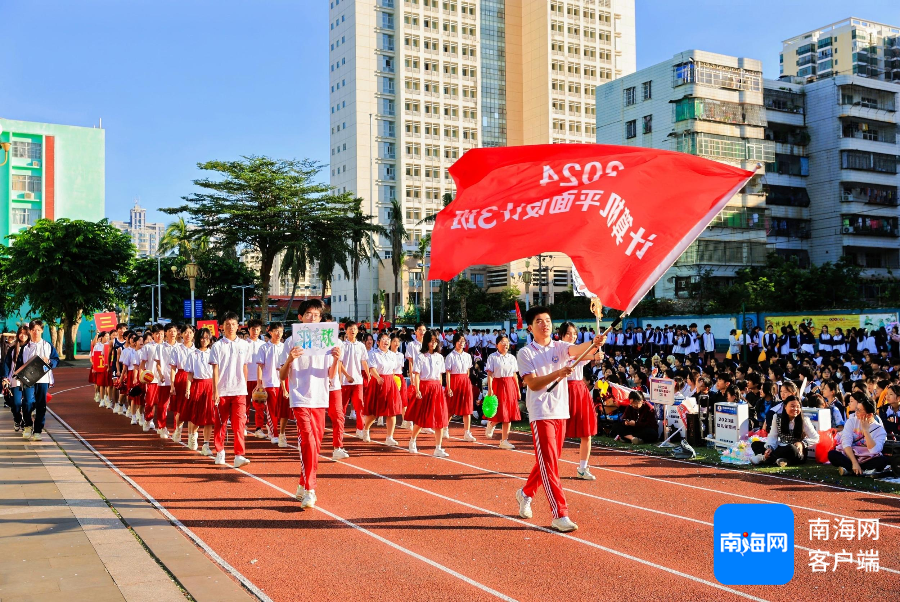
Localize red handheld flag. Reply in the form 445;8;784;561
429;145;754;312
93;312;117;331
515;300;523;330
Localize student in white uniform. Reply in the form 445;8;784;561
484;335;521;449
256;322;288;446
154;323;179;439
340;322;370;438
209;312;253;468
245;319;268;439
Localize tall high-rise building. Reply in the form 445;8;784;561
111;202;165;257
327;0;635;321
780;17;900;83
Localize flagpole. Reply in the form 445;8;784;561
546;312;627;393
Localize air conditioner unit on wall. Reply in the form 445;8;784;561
22;192;34;200
842;226;854;234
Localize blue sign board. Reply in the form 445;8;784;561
714;503;794;585
183;299;204;319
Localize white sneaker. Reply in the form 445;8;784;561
214;450;226;465
422;428;435;434
433;447;450;458
377;417;385;426
159;428;170;439
295;484;306;499
144;420;156;433
271;436;279;445
188;435;198;451
124;408;132;419
22;427;32;439
349;410;357;420
362;430;371;443
385;437;398;446
480;419;488;426
130;414;139;425
485;424;496;439
112;404;121;415
172;427;182;442
516;489;533;519
332;448;350;461
94;392;100;402
300;490;317;509
234;455;250;468
499;440;515;450
355;429;364;439
750;453;765;465
442;427;449;438
408;440;418;454
463;431;477;442
551;516;579;533
31;432;42;441
278;434;287;448
254;429;266;439
119;404;128;415
400;420;412;430
200;443;212;456
576;467;596;481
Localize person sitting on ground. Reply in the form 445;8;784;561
828;397;889;477
750;397;819;467
616;391;659;445
877;384;900;439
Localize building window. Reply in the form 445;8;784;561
11;174;42;192
624;86;636;106
625;120;637;139
11;208;40;226
11;141;42;160
642;115;652;134
641;81;652;101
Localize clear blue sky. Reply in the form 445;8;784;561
4;1;898;226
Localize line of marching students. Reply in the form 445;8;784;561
85;301;606;533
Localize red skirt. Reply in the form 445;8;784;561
89;369;97;384
490;376;521;423
94;370;112;387
566;379;597;438
397;374;408;408
186;379;216;426
368;374;402;417
362;372;377;416
445;373;473;417
404;380;449;429
172;370;189;415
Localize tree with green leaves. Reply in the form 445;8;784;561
346;199;384;321
417;192;455;329
162;156;358;321
2;219;134;360
388;199;408;319
157;216;209;261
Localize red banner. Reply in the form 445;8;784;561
91;343;109;372
197;320;219;338
429;145;753;312
93;312;117;332
515;300;523;330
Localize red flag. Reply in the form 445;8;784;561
377;314;385;330
429;145;753;312
515;300;523;330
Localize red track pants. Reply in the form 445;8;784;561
341;385;364;430
144;383;158;423
248;381;267;430
328;389;344;449
522;419;569;519
264;387;283;438
214;395;247;456
293;407;326;491
154;386;171;430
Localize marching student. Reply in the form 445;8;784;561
390;334;408;428
362;334;378;432
123;333;141;423
245;319;267;439
559;322;602;480
140;325;163;433
185;328;215;454
93;331;114;408
278;299;341;509
327;343;349;460
91;331;103;404
21;320;60;441
484;334;520;449
362;332;402;445
110;323;129;415
406;330;449;456
170;325;195;442
2;326;30;433
154;323;179;439
209;313;253;468
404;323;426;428
515;306;605;533
256;321;288;447
445;334;476;442
340;321;370;439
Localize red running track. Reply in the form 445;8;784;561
47;369;899;601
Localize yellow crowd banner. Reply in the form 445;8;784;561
764;312;898;337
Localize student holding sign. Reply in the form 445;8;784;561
209;312;253;469
278;299;341;509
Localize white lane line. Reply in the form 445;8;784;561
453;429;900;530
47;408;274;602
51;404;519;602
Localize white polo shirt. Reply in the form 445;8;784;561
414;353;445;381
246;337;265;382
188;349;213;379
141;342;159;383
156;342;179;387
341;340;368;385
517;340;572;422
255;341;284;389
445;350;473;374
405;338;422;366
485;351;517;378
369;349;395;376
208;336;252;397
282;350;334;409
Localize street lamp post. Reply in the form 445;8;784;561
177;262;201;325
141;284;156;323
232;285;254;324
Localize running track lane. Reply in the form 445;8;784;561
50;369;899;600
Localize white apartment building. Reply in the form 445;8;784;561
596;50;771;299
327;0;635;321
111;201;165;257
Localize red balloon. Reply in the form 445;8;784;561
815;430;834;464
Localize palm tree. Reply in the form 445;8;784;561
346;199;385;321
157;217;208;260
388;199;408;320
310;223;351;304
278;243;309;321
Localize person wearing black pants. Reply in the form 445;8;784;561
750;397;818;467
21;320;60;441
2;327;29;432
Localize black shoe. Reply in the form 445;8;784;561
14;422;21;432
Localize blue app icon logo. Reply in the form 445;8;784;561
714;503;794;585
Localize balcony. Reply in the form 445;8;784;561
766;184;810;207
841;183;898;206
844;246;900;269
768;217;811;239
766;154;808;176
764;88;805;114
841;150;899;174
675;240;768;267
708;207;767;230
675;133;774;163
840;119;899;146
841;215;899;237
